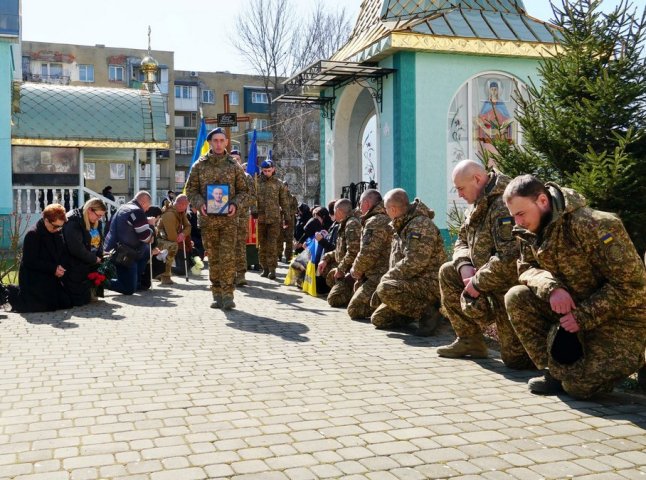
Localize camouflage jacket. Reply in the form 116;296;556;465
352;202;392;282
240;172;257;214
157;204;191;242
325;213;361;274
383;199;447;291
184;150;250;227
514;183;646;331
452;172;519;294
256;174;289;224
281;191;299;225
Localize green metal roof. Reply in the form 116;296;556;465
12;83;169;148
381;0;559;43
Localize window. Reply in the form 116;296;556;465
141;164;161;180
227;90;239;105
108;65;124;82
252;91;269;104
110;163;126;179
202;89;214;104
84;162;96;180
175;86;191;99
257;145;269;157
231;125;239;133
78;64;94;83
41;62;63;79
255;119;269;130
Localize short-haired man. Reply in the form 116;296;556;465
104;191;154;295
185;128;250;310
371;189;446;335
255;159;289;279
156;194;191;285
324;198;361;308
504;175;646;398
347;189;392;321
437;160;533;368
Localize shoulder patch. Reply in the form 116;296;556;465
409;232;422;240
497;216;514;241
499;216;513;226
600;233;614;244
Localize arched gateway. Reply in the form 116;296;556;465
276;0;560;238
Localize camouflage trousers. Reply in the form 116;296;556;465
201;220;238;298
235;215;249;280
326;272;354;308
439;262;534;370
276;220;295;261
156;239;179;279
371;278;438;329
347;277;380;320
505;285;646;398
258;221;280;271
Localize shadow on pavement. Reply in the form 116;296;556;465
21;300;127;329
223;309;310;342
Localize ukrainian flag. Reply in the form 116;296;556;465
189;119;209;175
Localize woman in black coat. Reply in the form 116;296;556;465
4;204;72;313
63;198;107;306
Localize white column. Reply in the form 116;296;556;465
150;149;157;203
134;149;141;197
78;148;84;207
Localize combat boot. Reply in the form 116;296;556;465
528;370;563;395
437;334;489;358
260;268;269;277
236;277;248;286
221;296;236;310
210;295;222;309
268;270;276;280
414;308;441;337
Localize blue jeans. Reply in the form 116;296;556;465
107;255;150;295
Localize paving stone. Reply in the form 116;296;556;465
1;268;645;479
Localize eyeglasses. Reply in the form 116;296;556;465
47;218;65;230
90;209;106;219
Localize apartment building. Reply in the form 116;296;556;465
174;70;273;189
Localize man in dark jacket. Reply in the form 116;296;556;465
104;191;154;295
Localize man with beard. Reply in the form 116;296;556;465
504;175;646;398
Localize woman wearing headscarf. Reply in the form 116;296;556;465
63;198;108;306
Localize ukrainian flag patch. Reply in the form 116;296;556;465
500;217;513;225
410;232;421;240
601;233;614;244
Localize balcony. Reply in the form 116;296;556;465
246;130;273;142
23;73;71;86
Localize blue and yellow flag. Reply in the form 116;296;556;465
189;119;209;174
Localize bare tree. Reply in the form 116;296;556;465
233;0;352;202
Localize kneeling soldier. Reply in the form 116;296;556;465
504;175;646;398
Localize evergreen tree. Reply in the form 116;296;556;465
490;0;646;252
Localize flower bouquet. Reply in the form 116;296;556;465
87;256;117;298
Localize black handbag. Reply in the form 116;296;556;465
112;243;138;268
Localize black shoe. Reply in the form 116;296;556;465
268;270;276;280
221;298;236;310
210;295;222;309
260;269;269;277
528;371;563;395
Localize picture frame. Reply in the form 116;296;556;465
206;184;230;215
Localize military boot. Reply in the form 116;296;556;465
221;296;236;310
437;334;489;358
528;370;563;395
260;268;269;277
414;308;441;337
210;295;222;309
268;270;276;280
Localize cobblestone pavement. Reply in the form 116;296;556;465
1;266;645;480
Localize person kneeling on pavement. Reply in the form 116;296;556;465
156;194;191;285
503;175;646;398
370;188;446;336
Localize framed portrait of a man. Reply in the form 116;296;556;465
207;184;230;215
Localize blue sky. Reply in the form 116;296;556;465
21;0;639;73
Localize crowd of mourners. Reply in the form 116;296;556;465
3;128;645;401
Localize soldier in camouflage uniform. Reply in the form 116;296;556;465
371;189;447;335
323;199;361;308
185;128;249;310
277;183;298;262
230;149;256;286
255;159;289;279
156;194;191;285
503;175;646;398
347;189;392;320
438;160;533;368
